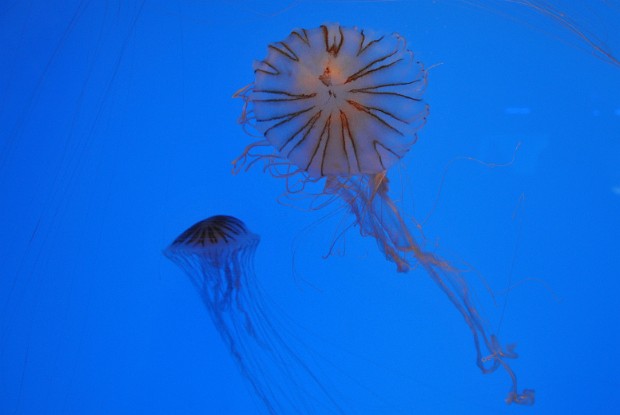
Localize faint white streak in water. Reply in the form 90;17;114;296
612;186;620;195
504;107;531;115
456;0;620;68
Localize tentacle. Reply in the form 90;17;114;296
325;173;534;406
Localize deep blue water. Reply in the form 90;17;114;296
1;1;619;414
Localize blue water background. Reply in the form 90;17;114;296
1;1;619;414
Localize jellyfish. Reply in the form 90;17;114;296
164;215;346;415
232;24;535;405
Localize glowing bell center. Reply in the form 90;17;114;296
316;60;348;112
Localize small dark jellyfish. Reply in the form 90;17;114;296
164;215;345;415
233;24;535;405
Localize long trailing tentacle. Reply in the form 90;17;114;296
326;173;534;405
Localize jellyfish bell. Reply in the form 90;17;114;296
168;215;254;249
164;215;259;308
234;24;535;406
240;24;429;178
166;214;257;264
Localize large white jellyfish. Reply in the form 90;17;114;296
233;24;535;405
164;215;345;414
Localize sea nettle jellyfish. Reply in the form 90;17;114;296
233;24;535;405
164;215;345;414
